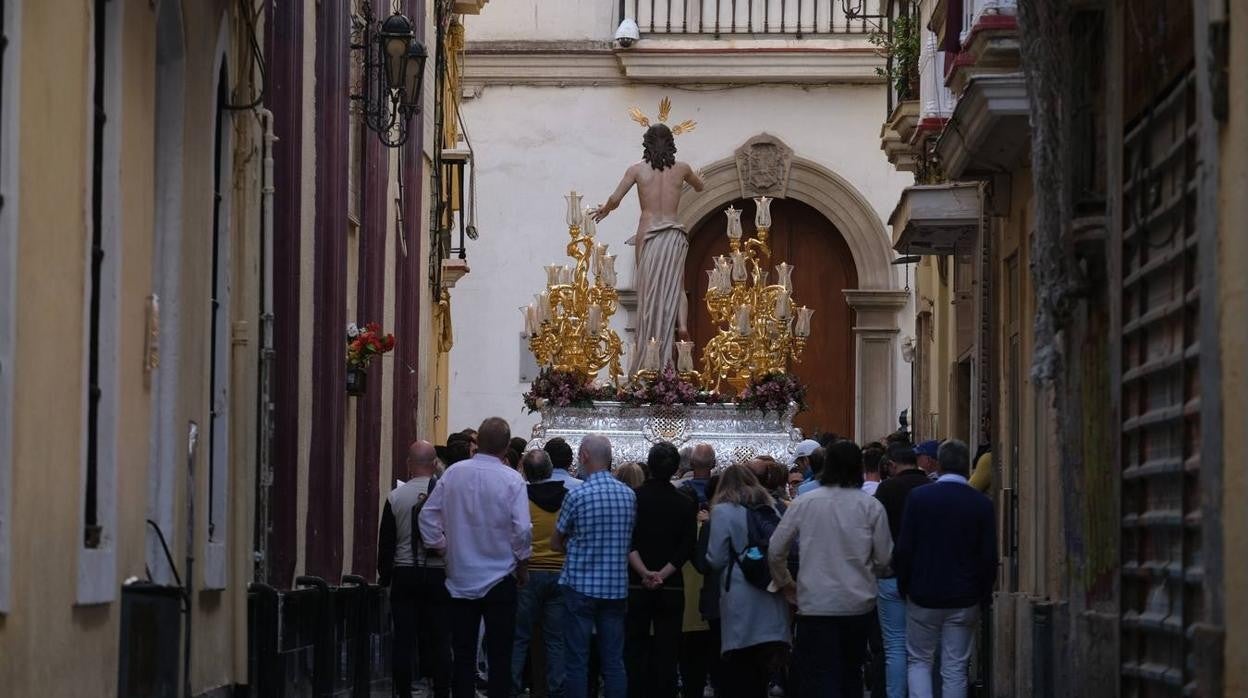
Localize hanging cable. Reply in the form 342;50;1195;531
223;0;268;110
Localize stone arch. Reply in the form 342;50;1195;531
677;154;898;290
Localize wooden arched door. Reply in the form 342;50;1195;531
685;198;858;436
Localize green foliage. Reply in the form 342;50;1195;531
870;15;921;101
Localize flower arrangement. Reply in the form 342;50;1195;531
737;372;807;416
523;368;611;413
346;322;396;369
619;365;722;407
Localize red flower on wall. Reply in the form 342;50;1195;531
346;322;396;369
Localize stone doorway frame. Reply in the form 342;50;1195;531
677;144;909;441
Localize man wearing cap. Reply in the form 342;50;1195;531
914;440;941;481
791;439;823;497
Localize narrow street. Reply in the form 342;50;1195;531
0;0;1245;697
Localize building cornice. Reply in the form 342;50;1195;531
464;38;884;87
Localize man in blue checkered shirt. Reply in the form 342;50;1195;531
551;433;636;698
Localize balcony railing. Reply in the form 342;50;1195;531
622;0;889;36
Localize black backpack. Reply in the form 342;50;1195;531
726;503;782;592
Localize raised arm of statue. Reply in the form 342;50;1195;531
593;165;638;223
684;163;706;193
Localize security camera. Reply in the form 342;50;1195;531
615;18;640;48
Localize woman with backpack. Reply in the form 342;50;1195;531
704;465;791;698
767;442;893;698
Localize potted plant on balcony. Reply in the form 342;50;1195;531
346;322;396;396
870;14;921;101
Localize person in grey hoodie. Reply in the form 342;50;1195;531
705;465;790;698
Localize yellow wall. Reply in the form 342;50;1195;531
1220;2;1248;694
0;1;259;694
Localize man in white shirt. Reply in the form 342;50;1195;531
420;417;533;698
861;443;884;496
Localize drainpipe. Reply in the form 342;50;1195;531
184;421;199;698
253;107;277;583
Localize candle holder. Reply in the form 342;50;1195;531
526;191;625;385
700;197;812;393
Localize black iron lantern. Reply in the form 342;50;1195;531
400;41;428;114
351;2;427;147
378;13;414;89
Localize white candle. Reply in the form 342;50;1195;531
731;251;746;282
775;291;791;320
522;306;534;336
776;262;793;291
565;191;584;227
795;306;814;337
643;337;660;371
676;340;694;373
582;206;597;238
725;205;743;240
736;305;751;336
594;243;609;277
538;292;551;322
754;196;772;229
587;306;602;335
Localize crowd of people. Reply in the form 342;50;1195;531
377;417;997;698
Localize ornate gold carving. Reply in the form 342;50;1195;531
525;197;625;385
700;198;812;393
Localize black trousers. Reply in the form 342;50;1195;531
679;627;721;698
625;587;684;698
721;642;786;698
391;566;452;698
795;613;872;698
449;575;518;698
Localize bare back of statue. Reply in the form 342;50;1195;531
593;118;704;375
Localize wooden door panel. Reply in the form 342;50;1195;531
685;199;857;437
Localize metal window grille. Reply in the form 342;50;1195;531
1118;70;1202;697
622;0;886;36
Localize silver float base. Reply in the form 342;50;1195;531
528;401;801;470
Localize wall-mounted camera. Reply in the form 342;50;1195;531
614;18;640;48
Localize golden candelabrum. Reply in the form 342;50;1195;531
701;197;814;393
523;191;624;385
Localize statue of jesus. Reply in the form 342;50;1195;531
593;121;704;375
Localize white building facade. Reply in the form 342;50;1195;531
453;0;915;443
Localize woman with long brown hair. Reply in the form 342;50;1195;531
704;465;791;698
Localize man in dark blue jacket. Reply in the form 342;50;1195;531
892;439;996;698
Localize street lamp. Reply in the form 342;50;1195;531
352;2;428;147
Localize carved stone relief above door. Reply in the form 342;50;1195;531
734;133;794;199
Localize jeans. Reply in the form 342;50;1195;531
625;587;684;698
795;613;872;698
391;566;452;698
561;585;627;698
513;570;567;698
905;602;977;698
450;576;518;698
877;578;908;698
